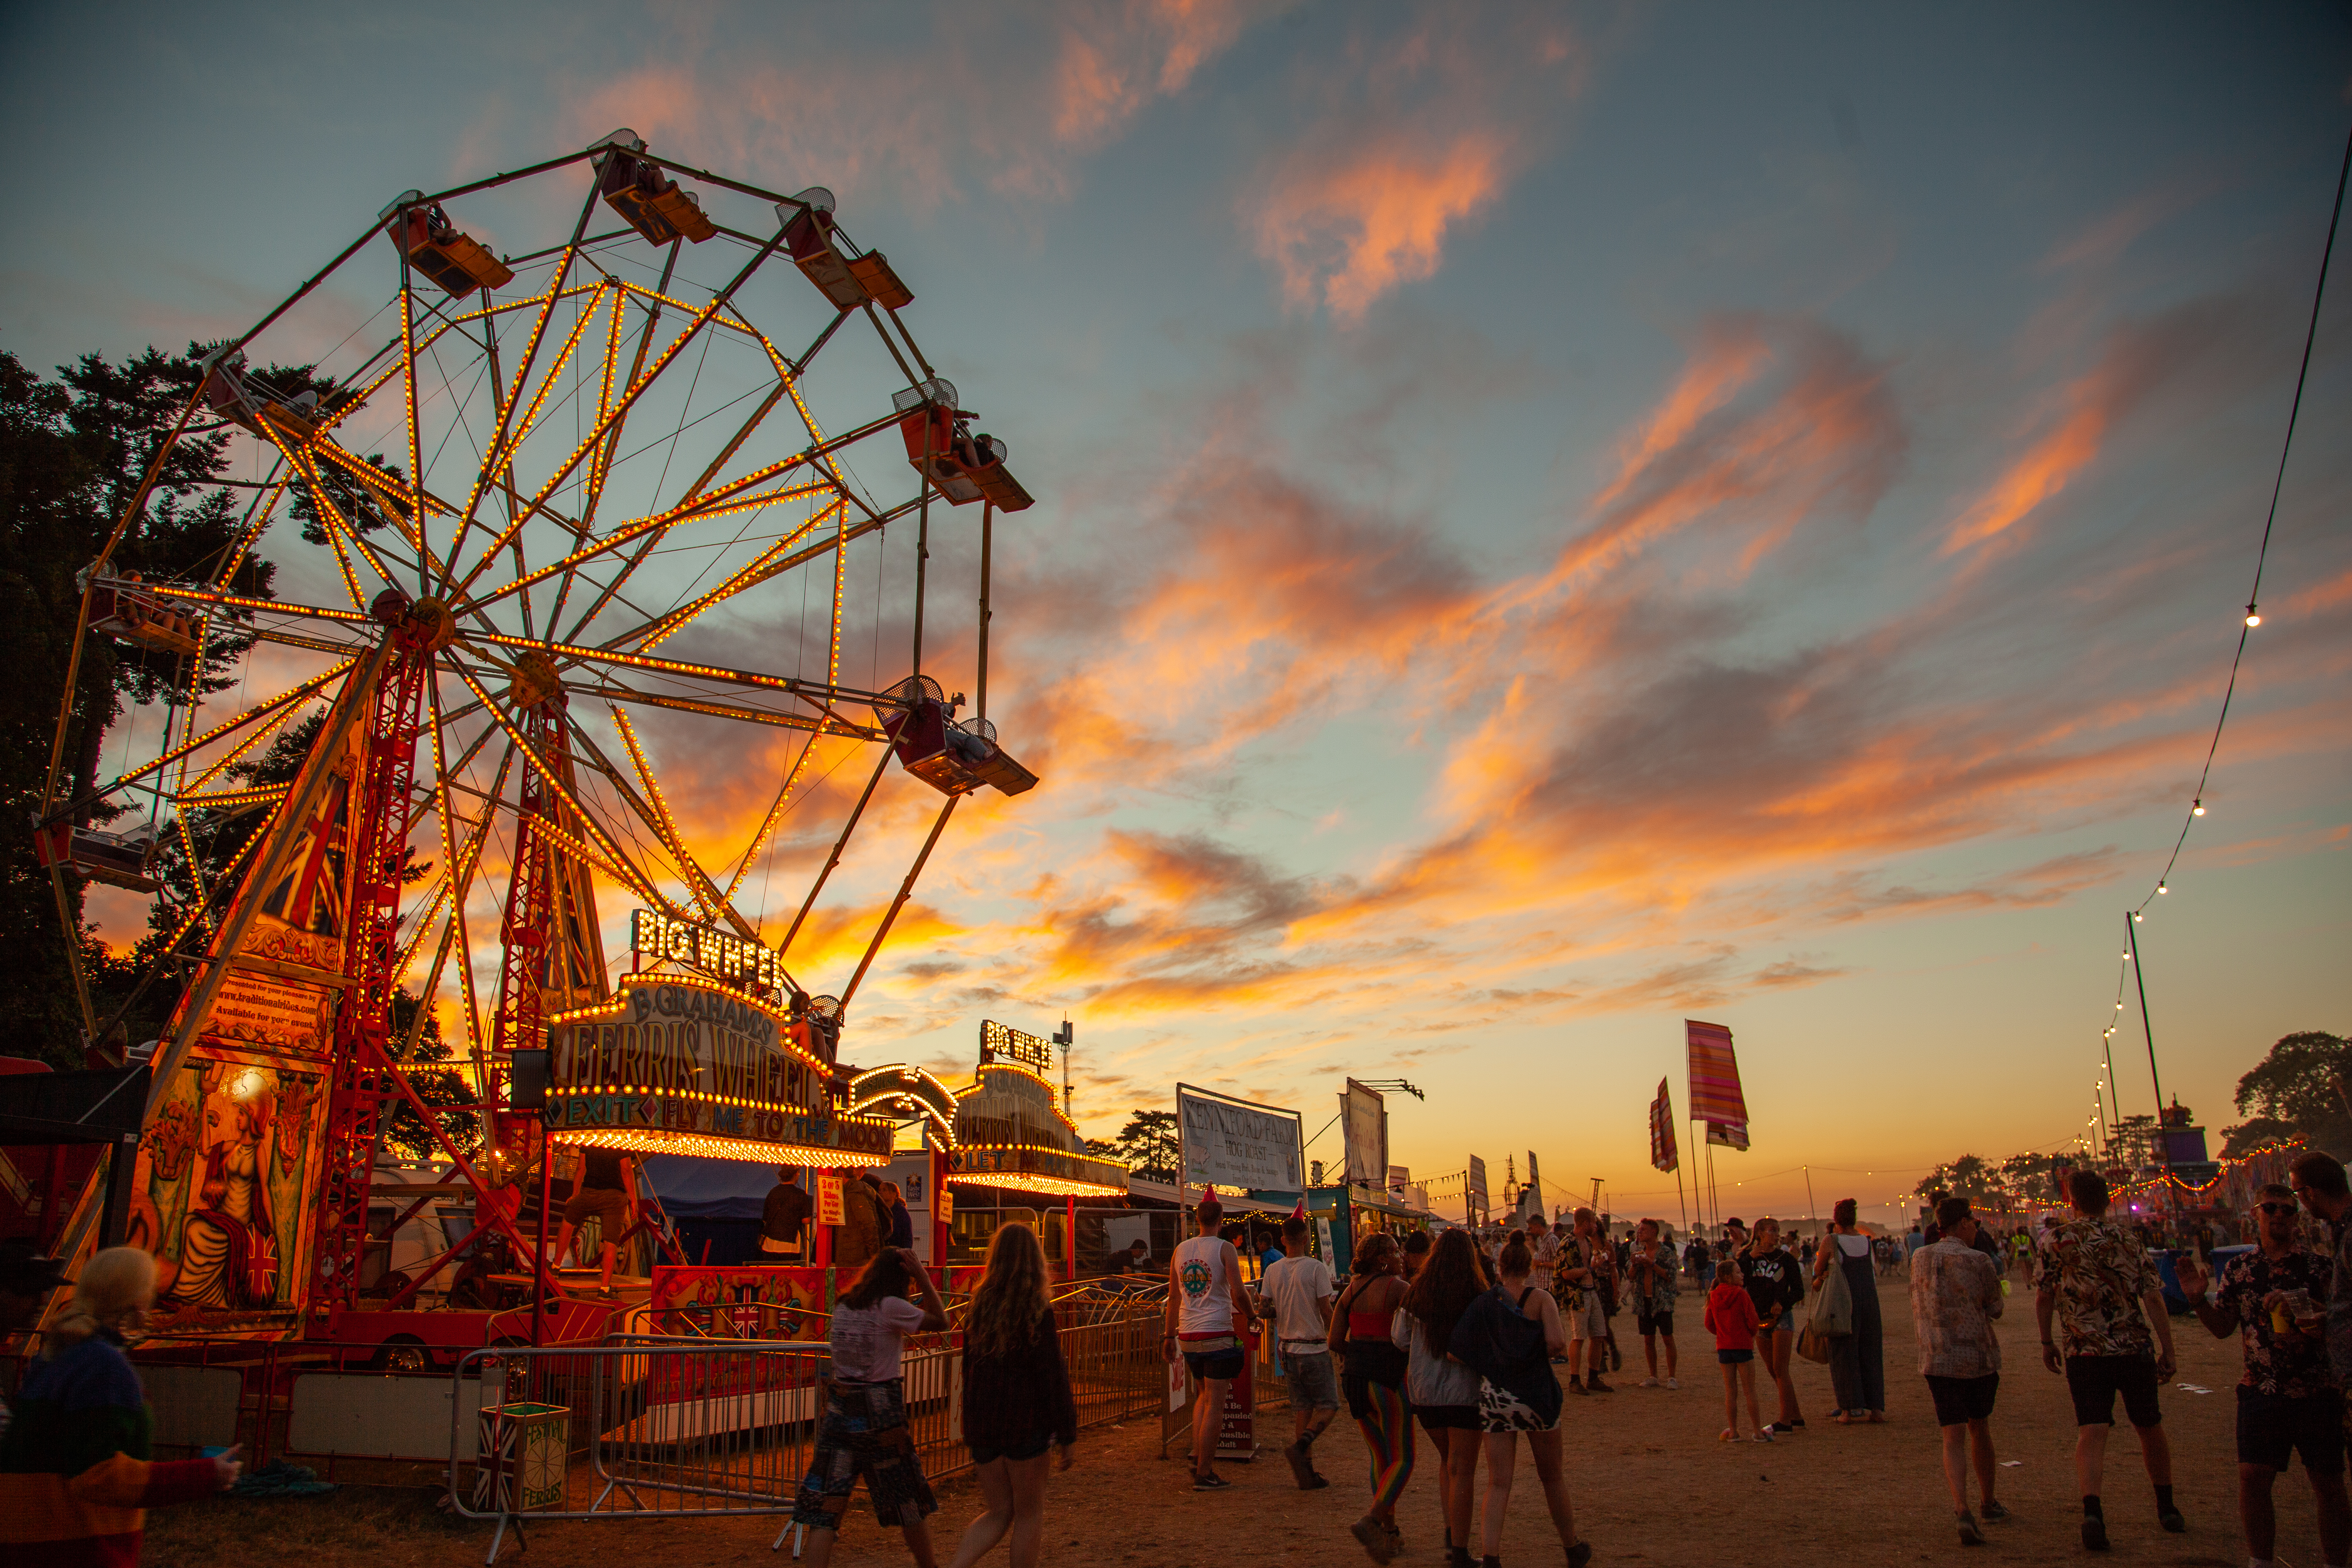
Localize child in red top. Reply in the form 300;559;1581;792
1704;1257;1768;1444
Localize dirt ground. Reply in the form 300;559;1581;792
147;1265;2317;1568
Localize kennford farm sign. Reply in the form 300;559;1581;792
544;975;890;1166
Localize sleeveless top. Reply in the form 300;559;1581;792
1341;1277;1408;1386
1173;1235;1237;1350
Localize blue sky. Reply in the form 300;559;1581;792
5;3;2348;1225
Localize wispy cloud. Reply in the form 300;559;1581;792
1243;6;1586;321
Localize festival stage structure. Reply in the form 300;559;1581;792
13;131;1047;1363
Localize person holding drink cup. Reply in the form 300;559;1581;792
2177;1181;2349;1568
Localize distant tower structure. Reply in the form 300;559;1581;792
1053;1018;1074;1113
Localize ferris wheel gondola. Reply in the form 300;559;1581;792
29;132;1041;1343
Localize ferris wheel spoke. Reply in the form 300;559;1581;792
722;728;823;902
554;372;801;645
455;626;897;719
579;714;752;934
443;179;606;576
569;680;867;737
447;220;792;604
428;670;509;1067
622;500;844;655
456;472;836;616
447;662;679;916
54;652;361;817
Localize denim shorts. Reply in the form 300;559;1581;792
1281;1347;1340;1412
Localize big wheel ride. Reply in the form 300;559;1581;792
33;131;1039;1347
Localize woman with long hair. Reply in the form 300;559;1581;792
1467;1238;1588;1568
0;1247;241;1567
1331;1231;1413;1563
1813;1198;1887;1423
948;1225;1077;1568
1395;1228;1491;1567
792;1246;951;1568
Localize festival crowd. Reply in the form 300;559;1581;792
6;1155;2351;1567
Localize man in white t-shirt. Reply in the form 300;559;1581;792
1166;1194;1252;1491
1255;1215;1338;1490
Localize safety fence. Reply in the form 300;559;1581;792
444;1297;1194;1560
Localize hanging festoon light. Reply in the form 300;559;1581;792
2063;123;2349;1133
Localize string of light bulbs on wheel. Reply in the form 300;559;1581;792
2084;123;2351;1161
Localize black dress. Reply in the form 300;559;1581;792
1826;1234;1885;1413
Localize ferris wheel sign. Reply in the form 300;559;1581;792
544;975;891;1165
631;908;783;996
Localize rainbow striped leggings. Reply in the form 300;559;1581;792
1342;1372;1415;1513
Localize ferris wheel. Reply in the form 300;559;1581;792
33;132;1039;1320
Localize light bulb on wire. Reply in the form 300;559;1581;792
2246;606;2262;627
2193;800;2206;816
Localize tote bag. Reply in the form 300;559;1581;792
1806;1239;1857;1341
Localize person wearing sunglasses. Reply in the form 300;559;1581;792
2177;1183;2346;1568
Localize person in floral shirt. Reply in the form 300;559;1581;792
2177;1181;2348;1568
2032;1169;2183;1553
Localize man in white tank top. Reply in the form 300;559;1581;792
1165;1193;1251;1490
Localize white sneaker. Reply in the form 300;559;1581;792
1664;1377;1679;1390
1640;1377;1659;1387
1752;1431;1774;1443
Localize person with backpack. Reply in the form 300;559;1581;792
1451;1236;1591;1568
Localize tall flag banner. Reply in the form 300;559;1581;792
1685;1018;1749;1148
1650;1078;1679;1172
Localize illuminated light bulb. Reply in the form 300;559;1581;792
2246;609;2262;627
2123;952;2133;961
2192;801;2205;816
2157;882;2168;893
2133;911;2143;922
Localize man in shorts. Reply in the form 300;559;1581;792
2035;1168;2184;1552
1166;1193;1252;1489
2178;1181;2347;1568
1256;1215;1339;1489
1629;1218;1679;1388
1560;1208;1612;1393
554;1147;640;1295
1913;1197;2008;1545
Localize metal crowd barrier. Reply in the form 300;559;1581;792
446;1300;1181;1562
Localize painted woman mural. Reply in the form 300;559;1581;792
161;1062;282;1309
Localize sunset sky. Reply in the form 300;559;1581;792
5;3;2348;1227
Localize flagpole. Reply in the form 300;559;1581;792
1674;1160;1688;1241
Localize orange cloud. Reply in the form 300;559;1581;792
1241;8;1584;321
1943;297;2243;558
1052;0;1264;146
1255;132;1514;322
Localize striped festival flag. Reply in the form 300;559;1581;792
1649;1078;1678;1172
1686;1018;1750;1148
